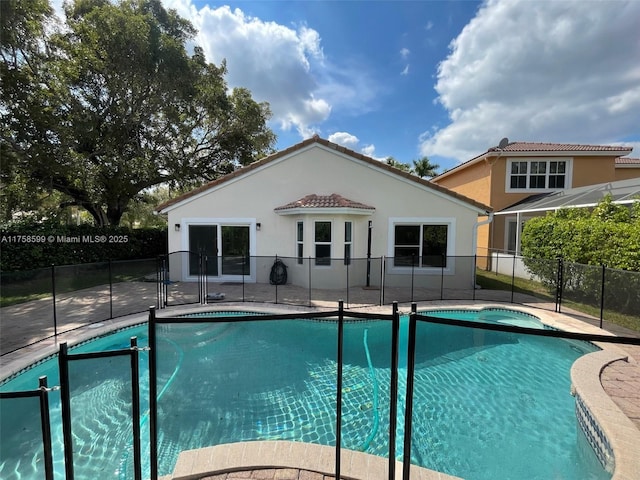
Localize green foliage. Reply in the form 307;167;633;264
1;0;276;226
521;195;640;270
0;218;167;270
520;195;640;315
412;156;440;178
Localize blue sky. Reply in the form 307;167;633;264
55;0;640;171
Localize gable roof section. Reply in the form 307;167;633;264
275;193;375;215
496;177;640;215
433;141;633;182
157;135;491;214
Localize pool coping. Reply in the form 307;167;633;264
1;301;638;480
162;441;462;480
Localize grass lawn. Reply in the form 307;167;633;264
475;269;639;333
0;259;156;307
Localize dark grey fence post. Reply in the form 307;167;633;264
38;376;54;480
308;256;312;307
411;254;415;303
440;255;445;300
510;255;516;303
335;300;344;479
473;255;477;301
274;254;278;304
600;264;606;329
58;342;74;480
148;308;158;480
130;337;143;480
556;258;564;313
388;302;399;480
109;259;113;319
402;303;418;480
51;265;58;337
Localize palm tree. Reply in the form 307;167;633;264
413;156;440;178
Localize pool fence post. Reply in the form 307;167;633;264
410;254;415;303
308;256;312;307
402;303;418;480
51;264;58;337
510;254;516;303
346;258;350;308
130;337;143;480
109;259;113;319
148;307;159;480
58;342;75;480
381;256;385;306
440;255;445;300
242;255;246;302
38;376;55;480
555;258;564;313
599;264;606;329
388;302;400;480
335;300;344;480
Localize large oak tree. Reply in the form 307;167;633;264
1;0;276;226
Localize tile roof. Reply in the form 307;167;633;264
615;157;640;165
274;193;375;211
157;135;492;213
489;142;633;153
433;141;634;181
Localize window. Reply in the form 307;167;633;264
344;221;352;265
296;221;304;264
393;223;448;268
315;221;331;266
507;159;568;191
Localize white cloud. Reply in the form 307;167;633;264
401;65;410;76
361;144;377;158
421;0;640;163
163;1;380;141
425;21;434;31
400;47;410;59
329;132;359;148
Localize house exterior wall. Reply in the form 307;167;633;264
164;144;483;289
434;152;638;256
614;166;640;181
571;156;616;186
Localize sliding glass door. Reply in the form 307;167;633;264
221;226;250;275
188;224;251;277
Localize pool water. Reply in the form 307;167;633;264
0;308;609;480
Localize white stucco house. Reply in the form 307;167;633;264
156;136;492;289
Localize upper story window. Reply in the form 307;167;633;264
506;159;569;191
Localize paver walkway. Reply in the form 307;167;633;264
199;470;334;480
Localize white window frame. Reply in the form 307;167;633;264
344;221;352;265
296;220;304;265
504;215;532;254
387;217;456;274
179;217;257;282
505;158;572;192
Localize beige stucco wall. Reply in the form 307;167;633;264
614;166;640;181
164;143;483;288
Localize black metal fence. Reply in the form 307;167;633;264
1;253;639;355
2;304;639;480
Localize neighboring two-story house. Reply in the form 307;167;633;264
431;141;639;260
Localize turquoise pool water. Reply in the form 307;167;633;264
0;308;609;480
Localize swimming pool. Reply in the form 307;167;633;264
0;307;609;480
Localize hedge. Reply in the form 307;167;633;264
0;221;167;271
